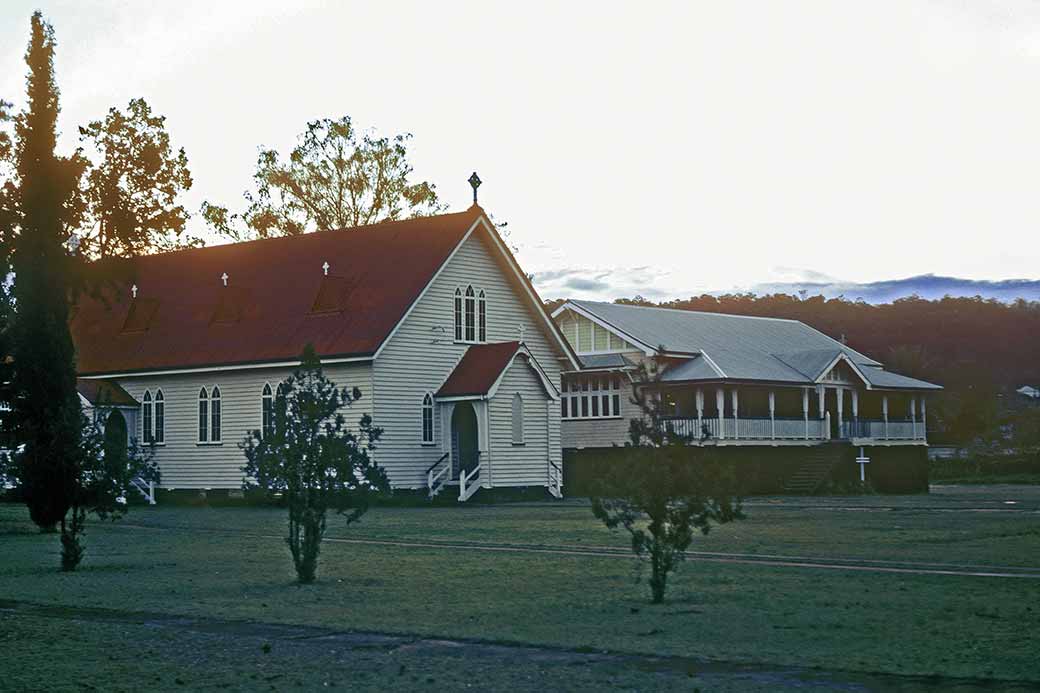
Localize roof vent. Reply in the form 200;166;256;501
310;275;354;315
212;287;252;324
121;297;160;333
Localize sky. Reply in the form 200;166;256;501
2;0;1039;302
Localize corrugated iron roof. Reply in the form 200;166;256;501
72;208;484;375
859;367;942;391
570;301;941;391
577;353;635;370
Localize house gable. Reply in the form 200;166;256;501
552;305;647;356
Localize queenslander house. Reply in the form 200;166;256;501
71;204;578;503
552;300;942;493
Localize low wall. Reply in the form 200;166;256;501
563;444;928;496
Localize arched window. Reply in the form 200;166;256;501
154;390;165;444
210;387;222;442
142;391;153;444
262;383;274;438
453;288;463;341
197;388;209;442
464;286;476;342
421;392;434;444
477;290;487;342
511;392;525;445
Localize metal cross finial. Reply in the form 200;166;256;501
221;272;229;287
322;261;330;277
131;284;138;299
468;171;482;205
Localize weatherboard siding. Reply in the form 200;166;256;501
372;229;565;489
561;387;641;449
487;361;557;487
114;362;372;489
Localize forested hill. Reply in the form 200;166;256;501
547;294;1040;396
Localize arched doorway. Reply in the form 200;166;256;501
103;410;128;461
451;402;479;479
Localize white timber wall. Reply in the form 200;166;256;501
372;228;565;489
560;374;641;449
487;360;557;487
114;362;372;489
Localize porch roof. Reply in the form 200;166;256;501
859;366;943;391
437;341;560;400
77;378;138;407
578;353;635;370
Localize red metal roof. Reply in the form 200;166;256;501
72;208;483;375
436;342;522;397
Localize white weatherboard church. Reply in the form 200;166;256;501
72;201;578;503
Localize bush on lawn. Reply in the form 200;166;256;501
590;358;744;604
241;345;389;584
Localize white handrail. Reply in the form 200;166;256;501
459;462;483;502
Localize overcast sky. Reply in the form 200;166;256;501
2;1;1039;301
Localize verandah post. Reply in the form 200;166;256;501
802;388;809;440
910;397;918;439
696;389;704;442
836;388;844;438
769;390;775;440
731;389;739;440
716;388;725;440
883;395;889;440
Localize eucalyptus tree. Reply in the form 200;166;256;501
203;116;443;241
76;97;198;259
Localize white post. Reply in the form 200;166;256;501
769;391;776;440
731;389;739;439
802;389;810;440
817;386;826;420
882;395;889;440
825;411;832;440
910;397;917;439
696;389;704;439
716;389;725;440
856;446;869;483
836;385;844;434
851;389;859;439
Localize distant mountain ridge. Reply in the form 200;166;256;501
748;274;1040;303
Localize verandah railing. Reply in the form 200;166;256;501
664;416;924;443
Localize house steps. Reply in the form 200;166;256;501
783;445;844;494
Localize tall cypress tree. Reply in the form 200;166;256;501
10;13;85;534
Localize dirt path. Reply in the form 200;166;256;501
0;598;1028;692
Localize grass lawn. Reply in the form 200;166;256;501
1;485;1039;690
